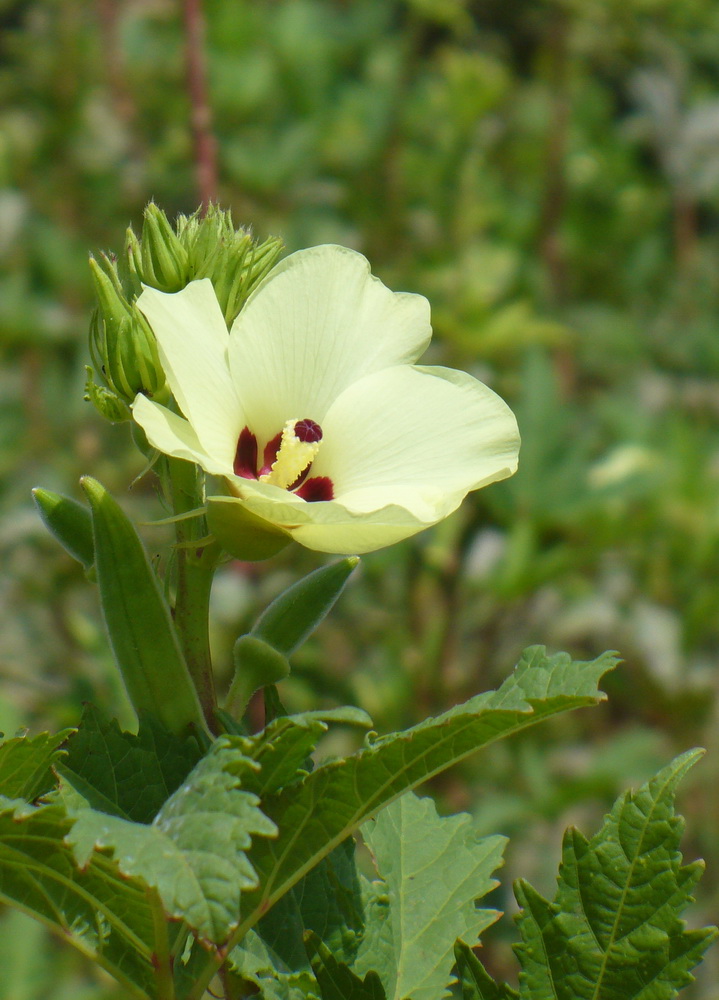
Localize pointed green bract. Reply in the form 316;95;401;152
81;476;208;737
229;647;616;945
354;793;504;1000
32;487;95;569
513;749;718;1000
59;705;202;823
0;729;74;801
66;738;277;944
227;558;360;714
306;932;386;1000
251;557;360;656
454;942;519;1000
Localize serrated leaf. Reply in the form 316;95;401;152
514;749;718;1000
0;729;73;800
354;793;504;1000
231;648;616;946
241;709;373;798
454;941;519;1000
227;929;320;998
66;738;277;943
0;797;158;998
58;704;202;823
247;838;365;976
306;931;386;1000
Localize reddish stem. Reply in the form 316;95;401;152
183;0;218;211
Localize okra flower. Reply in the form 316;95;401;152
132;245;519;556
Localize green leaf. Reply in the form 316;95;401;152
454;941;519;1000
80;476;208;738
514;749;718;1000
250;557;359;657
242;838;365;978
0;729;73;801
232;647;616;946
58;705;202;823
32;487;94;569
306;931;386;1000
241;709;373;798
0;797;158;998
66;737;277;943
354;792;504;1000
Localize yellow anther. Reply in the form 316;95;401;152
260;418;322;489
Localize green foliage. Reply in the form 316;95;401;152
4;0;719;995
235;647;615;941
66;738;277;944
58;705;201;823
0;797;159;998
455;942;518;1000
513;750;717;1000
306;932;385;1000
0;729;73;800
355;792;504;1000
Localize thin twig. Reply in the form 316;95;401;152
183;0;218;211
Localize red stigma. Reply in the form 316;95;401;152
294;418;322;443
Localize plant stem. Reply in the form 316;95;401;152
183;0;218;212
148;887;176;1000
167;457;221;732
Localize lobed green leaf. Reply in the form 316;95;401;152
514;749;718;1000
0;797;158;998
454;941;519;1000
58;705;202;823
306;931;386;1000
354;792;504;1000
232;648;616;946
0;729;73;801
66;738;277;944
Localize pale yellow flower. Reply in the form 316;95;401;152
132;245;519;556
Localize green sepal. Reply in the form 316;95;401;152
83;365;131;423
80;476;209;738
207;495;292;561
32;487;95;570
251;557;359;657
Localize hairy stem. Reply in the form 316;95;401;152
167;457;221;732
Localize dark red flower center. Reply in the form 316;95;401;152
233;418;333;502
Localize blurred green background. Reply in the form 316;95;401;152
1;0;719;995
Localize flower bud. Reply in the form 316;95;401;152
139;203;189;292
177;204;283;325
88;254;168;414
84;367;131;423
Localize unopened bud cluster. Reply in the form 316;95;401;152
86;203;284;422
